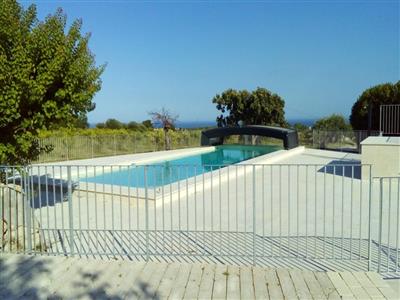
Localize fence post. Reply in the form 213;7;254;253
67;166;74;256
144;166;149;261
24;166;32;254
379;105;382;135
252;165;256;266
340;131;343;152
91;136;94;158
113;135;117;156
367;165;372;271
377;178;383;273
66;138;69;161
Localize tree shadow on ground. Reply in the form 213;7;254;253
0;255;158;299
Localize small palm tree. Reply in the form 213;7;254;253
149;108;178;150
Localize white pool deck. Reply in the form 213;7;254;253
0;253;398;299
18;147;398;276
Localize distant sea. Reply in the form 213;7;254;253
287;119;316;127
176;119;316;129
89;119;316;129
175;121;216;128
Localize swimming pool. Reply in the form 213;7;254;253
83;144;280;187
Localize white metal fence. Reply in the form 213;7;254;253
1;164;399;276
34;129;381;165
36;133;201;163
312;130;380;153
380;104;400;135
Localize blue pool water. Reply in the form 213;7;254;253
84;144;280;188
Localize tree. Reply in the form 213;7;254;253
126;121;140;130
149;108;178;150
104;118;124;129
0;0;104;164
212;87;287;128
73;115;89;129
350;81;400;130
292;123;313;146
313;114;351;149
313;114;351;131
141;120;153;129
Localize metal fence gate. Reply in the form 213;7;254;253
1;164;399;276
380;104;400;135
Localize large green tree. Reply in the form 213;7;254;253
313;114;351;131
212;87;287;127
350;81;400;130
0;0;104;164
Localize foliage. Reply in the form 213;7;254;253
96;119;153;131
292;123;310;131
291;123;313;146
38;128;132;138
212;87;287;127
0;0;104;164
312;114;352;149
350;81;400;130
141;119;153;129
36;128;202;162
73;115;89;129
126;121;140;130
313;114;351;131
104;118;124;129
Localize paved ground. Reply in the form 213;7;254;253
0;253;398;299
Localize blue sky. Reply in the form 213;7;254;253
23;1;399;123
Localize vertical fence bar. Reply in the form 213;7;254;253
305;165;308;258
332;166;336;259
52;166;57;254
387;178;392;272
218;167;222;256
367;166;372;270
314;165;317;258
77;166;82;255
113;135;117;156
270;165;274;256
396;177;399;273
7;171;12;252
323;166;326;258
24;166;32;253
279;165;282;256
91;136;94;158
350;166;354;260
111;166;115;256
1;182;4;253
377;178;383;273
341;165;344;259
67;166;74;256
252;165;256;266
37;166;43;254
13;168;19;253
45;167;50;255
144;166;149;261
29;169;36;252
